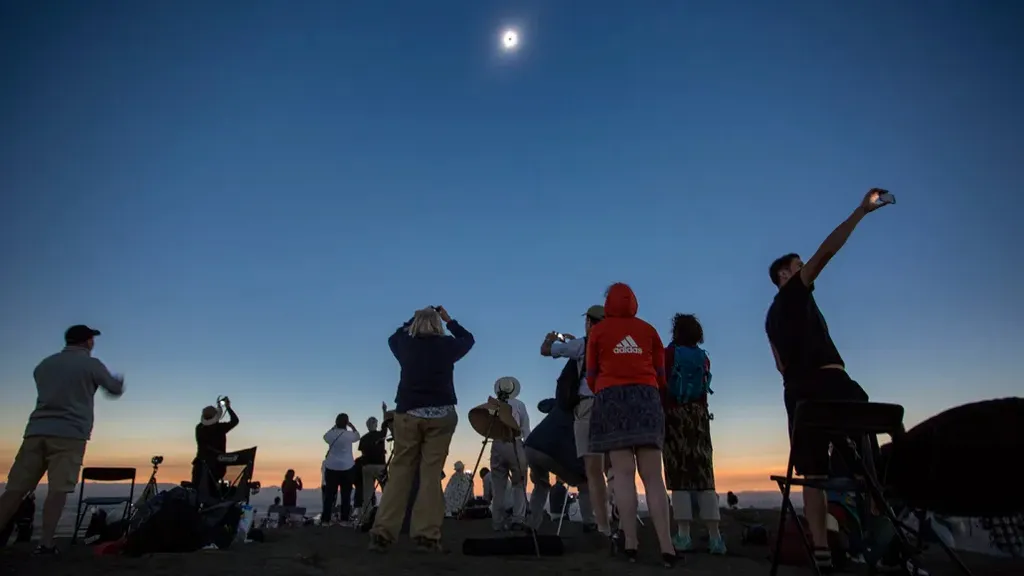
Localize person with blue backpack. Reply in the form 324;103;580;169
662;314;726;555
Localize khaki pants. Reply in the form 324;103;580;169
371;411;457;542
6;436;88;494
489;439;527;528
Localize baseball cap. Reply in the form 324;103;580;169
65;325;101;344
583;305;605;320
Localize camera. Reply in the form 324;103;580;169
151;455;164;466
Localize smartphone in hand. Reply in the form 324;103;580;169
875;191;896;207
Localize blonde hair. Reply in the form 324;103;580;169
407;307;444;337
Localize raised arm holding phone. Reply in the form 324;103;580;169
764;188;893;573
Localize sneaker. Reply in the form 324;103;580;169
32;545;59;557
413;536;444;554
708;535;727;555
368;533;391;552
672;533;693;552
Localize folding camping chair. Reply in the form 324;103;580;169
72;467;137;544
769;400;910;576
195;447;258;507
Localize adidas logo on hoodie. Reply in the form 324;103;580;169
612;336;643;355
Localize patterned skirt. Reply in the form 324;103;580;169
663;402;716;491
589;384;665;453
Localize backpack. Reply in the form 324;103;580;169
555;338;585;412
669;346;712;403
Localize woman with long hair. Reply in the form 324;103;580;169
281;469;303;508
586;283;676;567
663;314;725;554
369;305;474;553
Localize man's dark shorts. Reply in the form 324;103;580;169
784;368;869;477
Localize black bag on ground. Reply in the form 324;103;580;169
124;487;205;556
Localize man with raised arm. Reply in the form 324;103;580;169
765;188;892;573
0;325;124;556
540;304;609;535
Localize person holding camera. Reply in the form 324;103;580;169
540;304;610;536
369;305;474;554
0;325;124;556
765;188;891;573
322;413;361;525
192;396;240;491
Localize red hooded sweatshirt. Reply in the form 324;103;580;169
585;283;665;394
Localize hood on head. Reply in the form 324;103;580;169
604;283;638;318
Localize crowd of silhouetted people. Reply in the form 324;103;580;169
3;190;906;571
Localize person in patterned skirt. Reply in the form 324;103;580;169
662;313;725;554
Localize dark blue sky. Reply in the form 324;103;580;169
2;1;1021;487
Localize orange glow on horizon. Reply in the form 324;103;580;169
1;445;783;494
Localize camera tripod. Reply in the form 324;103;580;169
133;455;163;513
460;394;539;557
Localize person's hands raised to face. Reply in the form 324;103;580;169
434;306;452;323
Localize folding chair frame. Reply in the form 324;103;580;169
72;467;137;544
769;401;917;576
196;447;258;508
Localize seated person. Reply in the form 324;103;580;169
443;461;474;516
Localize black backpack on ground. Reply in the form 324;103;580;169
125;487;206;556
555;339;585;413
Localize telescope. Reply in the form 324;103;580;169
151;455;164;467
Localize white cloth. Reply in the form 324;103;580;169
323;428;360;471
550;337;592;398
506;397;531;439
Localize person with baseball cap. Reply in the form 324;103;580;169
540;304;610;536
0;325;124;556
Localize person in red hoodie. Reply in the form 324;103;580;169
585;283;676;567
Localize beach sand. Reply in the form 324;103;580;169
2;508;1020;576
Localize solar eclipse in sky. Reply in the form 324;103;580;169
501;29;520;52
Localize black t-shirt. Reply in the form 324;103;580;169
765;277;844;385
358;431;387;465
195;422;233;461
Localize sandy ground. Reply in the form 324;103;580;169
1;509;1020;576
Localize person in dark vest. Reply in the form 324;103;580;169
369;305;474;554
540;304;607;535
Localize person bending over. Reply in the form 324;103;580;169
540;304;610;535
322;413;360;524
663;313;725;554
192;396;240;492
766;188;891;573
586;283;676;566
0;325;124;556
369;305;474;553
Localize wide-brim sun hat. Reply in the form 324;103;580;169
468;397;521;441
200;405;224;427
493;376;521;399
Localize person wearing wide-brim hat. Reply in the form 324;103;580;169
475;376;531;531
